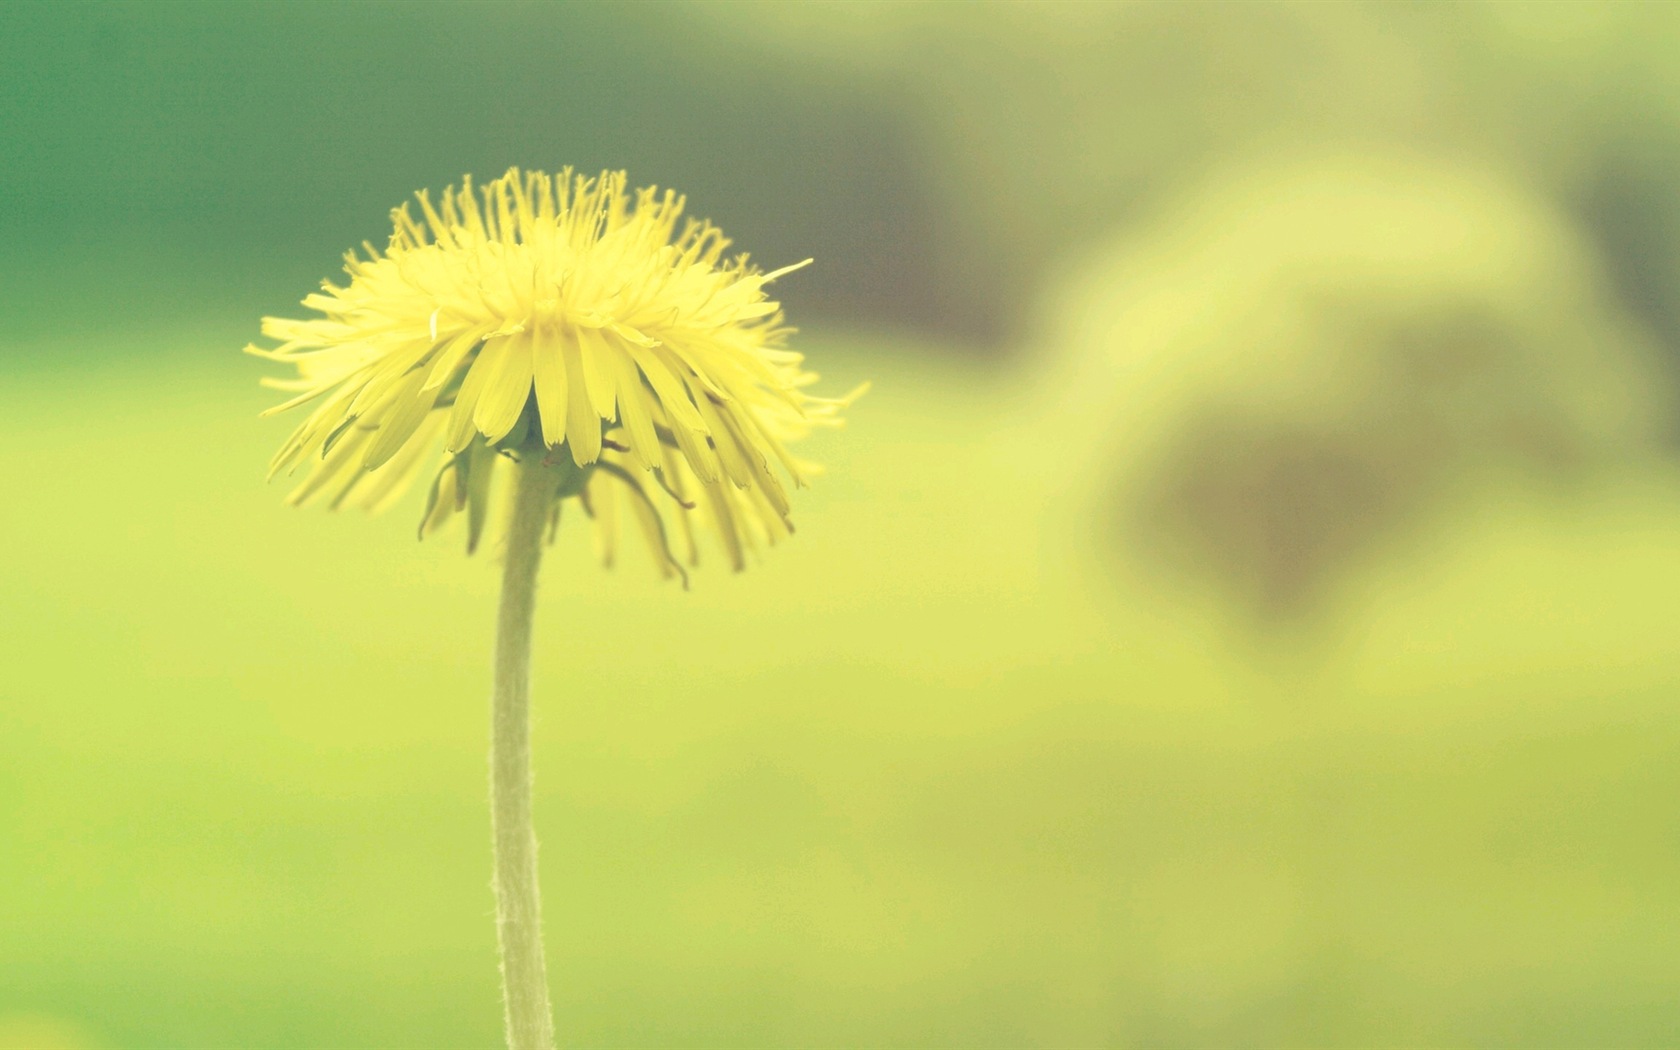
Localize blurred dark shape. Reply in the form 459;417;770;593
1571;134;1680;411
1128;301;1610;621
1047;154;1666;626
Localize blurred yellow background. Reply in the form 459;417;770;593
3;2;1680;1047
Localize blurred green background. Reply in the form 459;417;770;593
5;2;1680;1047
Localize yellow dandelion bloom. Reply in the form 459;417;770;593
249;167;860;579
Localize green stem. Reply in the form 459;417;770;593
491;453;559;1050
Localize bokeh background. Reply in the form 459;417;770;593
4;2;1680;1046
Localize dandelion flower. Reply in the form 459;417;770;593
251;166;859;579
247;168;861;1050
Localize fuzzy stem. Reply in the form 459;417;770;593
491;453;559;1050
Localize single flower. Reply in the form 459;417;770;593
246;168;862;1050
250;167;859;579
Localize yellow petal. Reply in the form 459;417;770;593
473;332;534;443
610;351;660;473
424;325;485;390
562;333;602;466
360;413;445;513
695;392;757;490
531;326;570;448
364;368;442;470
696;475;745;571
632;344;708;434
446;337;506;453
576;325;619;421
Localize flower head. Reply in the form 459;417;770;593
250;168;859;579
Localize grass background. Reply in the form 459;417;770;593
3;328;1679;1047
